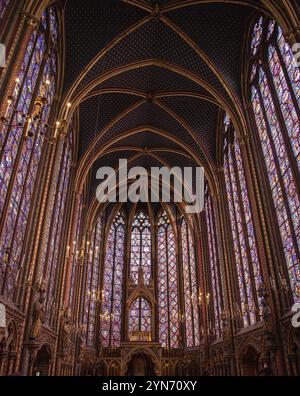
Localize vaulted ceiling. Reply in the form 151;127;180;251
61;0;262;202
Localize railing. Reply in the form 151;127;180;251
129;331;151;342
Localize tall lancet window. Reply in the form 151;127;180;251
204;189;223;339
0;7;59;300
69;197;83;310
83;214;103;347
129;297;152;339
101;212;125;347
0;0;10;20
223;114;262;327
130;212;152;285
181;218;200;347
250;17;300;301
41;120;75;325
157;211;179;348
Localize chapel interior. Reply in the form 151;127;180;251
0;0;299;377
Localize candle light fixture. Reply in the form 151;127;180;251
0;95;71;144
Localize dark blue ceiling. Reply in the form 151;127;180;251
63;0;257;184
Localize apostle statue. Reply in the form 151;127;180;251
29;280;47;340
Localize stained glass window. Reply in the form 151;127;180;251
129;298;151;335
130;212;152;285
204;189;223;339
101;212;125;347
223;115;262;327
157;211;179;348
83;214;103;347
41;120;74;325
250;16;263;56
69;198;83;310
0;0;10;20
250;18;300;301
181;218;200;347
0;7;59;301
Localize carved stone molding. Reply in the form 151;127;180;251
21;11;39;28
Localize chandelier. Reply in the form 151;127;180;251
0;78;72;143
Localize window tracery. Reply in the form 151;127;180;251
204;189;223;338
0;7;59;301
130;212;152;285
181;218;200;347
101;212;125;347
250;18;300;301
157;211;179;348
223;115;262;327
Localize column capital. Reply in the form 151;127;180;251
283;26;300;44
237;135;249;145
21;11;39;28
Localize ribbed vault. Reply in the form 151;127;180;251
51;0;296;204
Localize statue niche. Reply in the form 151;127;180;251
29;280;47;340
127;268;155;342
60;307;72;354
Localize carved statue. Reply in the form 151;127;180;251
257;283;272;332
221;309;233;355
257;283;276;371
221;311;230;334
75;325;85;361
29;280;47;340
61;307;72;353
